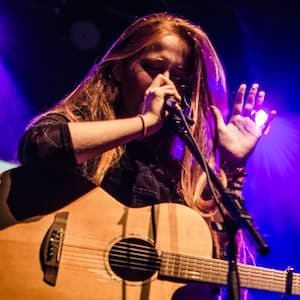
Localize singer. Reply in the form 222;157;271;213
18;12;275;299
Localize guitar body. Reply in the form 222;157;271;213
0;170;213;300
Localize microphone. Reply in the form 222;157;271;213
165;97;183;115
165;97;194;125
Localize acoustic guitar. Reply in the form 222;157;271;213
0;169;299;299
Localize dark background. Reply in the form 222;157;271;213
1;0;299;114
1;1;300;299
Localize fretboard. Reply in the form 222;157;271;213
159;251;300;295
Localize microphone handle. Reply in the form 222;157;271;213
165;97;182;114
165;97;194;125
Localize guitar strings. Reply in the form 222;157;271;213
58;240;300;293
61;240;280;280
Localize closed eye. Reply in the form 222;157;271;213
140;60;166;77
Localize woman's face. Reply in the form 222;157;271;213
116;34;192;117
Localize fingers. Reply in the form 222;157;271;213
232;84;246;115
142;74;181;118
262;110;277;134
243;83;259;116
233;83;266;117
146;74;181;101
254;91;265;111
230;82;276;135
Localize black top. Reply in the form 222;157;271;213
18;113;184;210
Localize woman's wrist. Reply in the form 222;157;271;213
136;114;147;139
136;112;162;139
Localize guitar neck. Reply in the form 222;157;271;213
159;251;300;296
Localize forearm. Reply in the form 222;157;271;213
69;113;160;164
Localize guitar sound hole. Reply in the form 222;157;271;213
108;237;160;282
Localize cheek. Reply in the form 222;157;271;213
128;70;152;105
118;69;152;116
128;61;153;89
134;71;153;94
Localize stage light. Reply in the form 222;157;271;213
254;109;269;127
0;160;18;172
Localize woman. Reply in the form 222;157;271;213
18;12;275;298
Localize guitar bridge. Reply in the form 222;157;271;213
40;211;69;286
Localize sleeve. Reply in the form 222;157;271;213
18;113;77;170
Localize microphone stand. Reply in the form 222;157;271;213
166;102;270;300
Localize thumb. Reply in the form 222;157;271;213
210;105;226;129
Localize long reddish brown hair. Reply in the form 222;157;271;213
47;12;229;256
